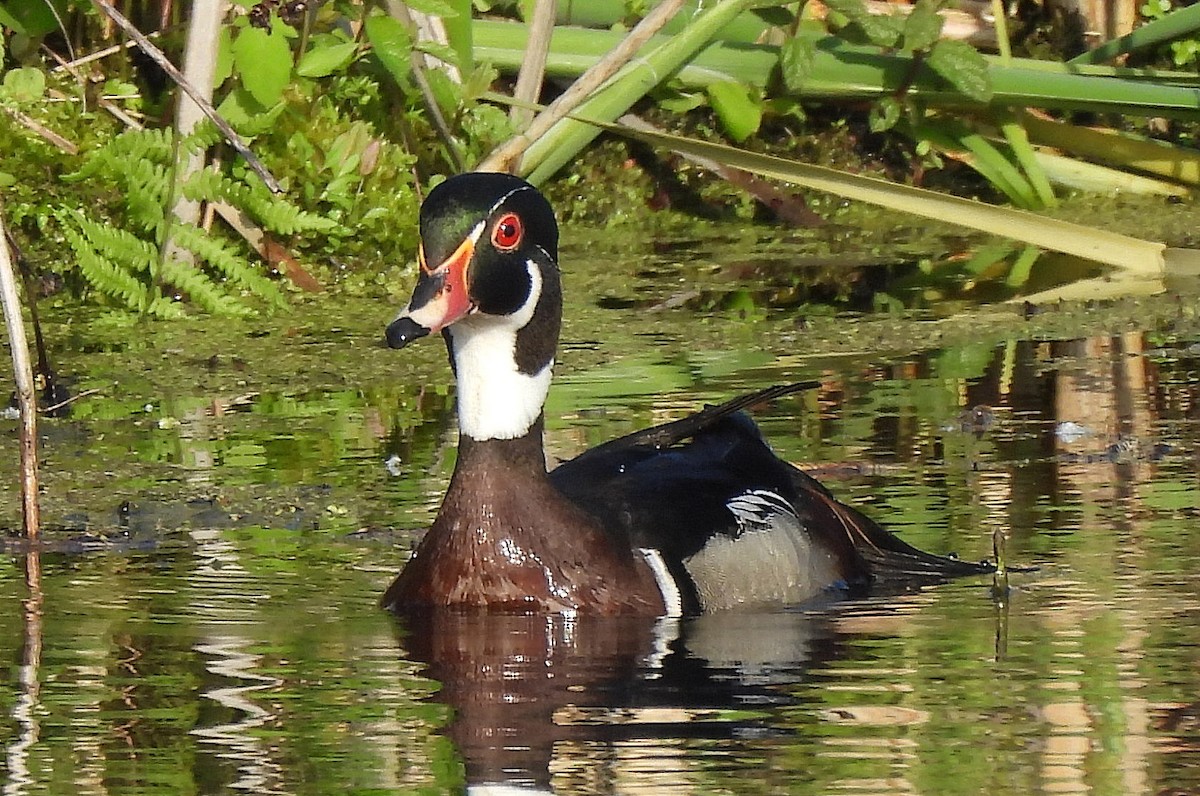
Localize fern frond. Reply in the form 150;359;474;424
65;128;174;183
169;224;286;308
180;120;224;152
158;258;253;317
58;209;156;313
244;192;340;234
67;209;158;273
60;123;341;317
143;295;188;319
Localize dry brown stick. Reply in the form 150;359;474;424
383;0;464;172
1;105;78;154
477;0;687;174
89;0;283;194
41;388;102;416
618;113;825;227
49;33;160;73
42;45;147;129
510;0;557;131
0;209;40;537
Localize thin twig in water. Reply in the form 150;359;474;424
88;0;283;194
0;210;40;537
41;388;102;416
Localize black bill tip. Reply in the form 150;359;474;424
385;316;430;349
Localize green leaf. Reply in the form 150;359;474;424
869;96;902;132
903;0;944;52
365;14;413;85
232;23;292;106
707;81;761;142
405;0;459;16
214;24;234;87
656;89;705;113
0;0;63;37
414;40;460;68
216;87;285;133
779;36;816;93
1;67;45;102
297;40;359;77
926;39;992;103
824;0;902;48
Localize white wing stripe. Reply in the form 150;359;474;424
640;548;683;617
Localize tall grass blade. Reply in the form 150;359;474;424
996;110;1057;208
521;0;755;183
1070;3;1200;65
1024;115;1200;186
586;118;1167;275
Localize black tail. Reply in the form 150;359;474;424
791;469;995;581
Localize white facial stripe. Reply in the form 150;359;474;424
465;217;487;246
487;185;534;216
448;258;550;441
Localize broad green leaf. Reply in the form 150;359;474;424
415;40;461;68
217;86;286;133
903;0;944;52
365;14;413;85
441;0;473;72
824;0;902;47
926;39;991;103
215;25;234;87
707;81;761;142
232;24;292;106
297;40;359;77
0;0;63;37
405;0;459;16
1;66;45;102
779;36;816;93
656;89;705;113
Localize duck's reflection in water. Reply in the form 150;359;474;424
397;608;840;793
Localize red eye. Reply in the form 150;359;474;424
491;213;523;251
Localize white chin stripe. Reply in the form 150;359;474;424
450;259;550;441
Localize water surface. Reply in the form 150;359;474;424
2;230;1199;794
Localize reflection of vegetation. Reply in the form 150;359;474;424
3;0;1200;318
0;254;1198;790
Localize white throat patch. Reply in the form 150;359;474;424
448;258;552;441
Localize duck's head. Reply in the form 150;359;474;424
386;173;563;442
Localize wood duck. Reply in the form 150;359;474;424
382;172;991;616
